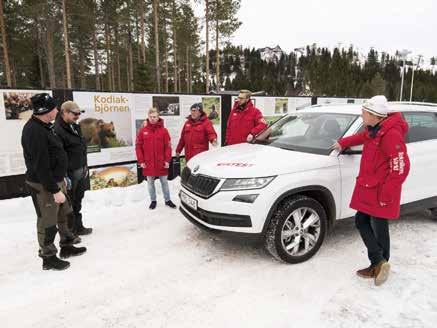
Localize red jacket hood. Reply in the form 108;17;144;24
145;118;164;131
373;112;409;139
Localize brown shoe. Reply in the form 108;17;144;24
356;265;375;279
374;260;390;286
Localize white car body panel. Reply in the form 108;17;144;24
180;102;437;234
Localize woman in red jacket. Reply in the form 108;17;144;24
333;95;410;286
135;108;176;210
176;103;217;162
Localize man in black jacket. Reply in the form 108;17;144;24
22;93;87;271
55;101;92;235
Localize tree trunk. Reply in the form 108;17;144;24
37;43;46;88
178;53;182;92
79;50;86;89
0;0;12;87
62;0;72;88
115;27;121;91
172;0;178;92
205;0;210;93
215;12;220;92
153;0;161;92
46;22;56;88
126;44;130;91
139;0;146;65
186;46;189;92
10;57;16;87
128;28;134;91
104;23;112;90
93;29;100;90
163;43;169;92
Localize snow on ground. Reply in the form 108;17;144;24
1;178;436;328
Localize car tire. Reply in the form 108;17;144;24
265;195;328;264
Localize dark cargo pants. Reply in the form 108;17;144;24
27;181;76;258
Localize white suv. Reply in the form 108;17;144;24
179;102;437;263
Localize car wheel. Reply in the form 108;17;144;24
265;195;328;264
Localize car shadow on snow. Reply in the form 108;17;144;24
181;209;435;264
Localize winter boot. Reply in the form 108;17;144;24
76;214;93;235
149;201;157;210
76;226;93;235
165;200;177;209
42;256;70;271
60;245;87;259
374;260;390;286
356;265;375;279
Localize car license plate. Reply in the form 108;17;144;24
180;191;198;211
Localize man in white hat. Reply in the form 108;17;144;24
332;95;410;286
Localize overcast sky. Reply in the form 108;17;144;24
197;0;436;62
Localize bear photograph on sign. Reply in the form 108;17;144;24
153;96;180;116
76;93;133;153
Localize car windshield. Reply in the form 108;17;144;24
255;112;358;155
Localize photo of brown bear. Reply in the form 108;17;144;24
80;118;126;149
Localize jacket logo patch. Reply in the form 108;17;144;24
391;152;405;175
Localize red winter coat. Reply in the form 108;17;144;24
225;100;267;145
135;118;172;177
338;112;410;219
176;114;217;162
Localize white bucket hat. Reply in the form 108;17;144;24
362;95;389;117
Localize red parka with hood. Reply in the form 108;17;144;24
135;118;171;177
176;113;217;161
338;112;410;219
225;100;267;145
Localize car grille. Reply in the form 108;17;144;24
181;167;220;198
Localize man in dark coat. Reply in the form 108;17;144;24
22;93;86;271
54;101;92;235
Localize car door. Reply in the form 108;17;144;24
337;118;364;219
401;111;437;203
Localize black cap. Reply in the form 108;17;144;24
31;93;57;115
190;103;203;112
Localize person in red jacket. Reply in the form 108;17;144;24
225;90;267;145
176;103;218;162
135;108;176;210
332;95;410;286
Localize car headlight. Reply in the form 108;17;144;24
220;176;276;191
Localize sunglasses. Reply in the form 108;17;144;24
69;110;84;116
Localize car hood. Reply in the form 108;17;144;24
186;143;338;178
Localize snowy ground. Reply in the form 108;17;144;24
1;178;436;328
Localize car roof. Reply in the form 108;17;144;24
299;102;437;115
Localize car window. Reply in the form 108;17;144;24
255;112;358;155
403;112;437;143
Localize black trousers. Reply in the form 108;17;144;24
355;211;390;266
68;167;89;231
